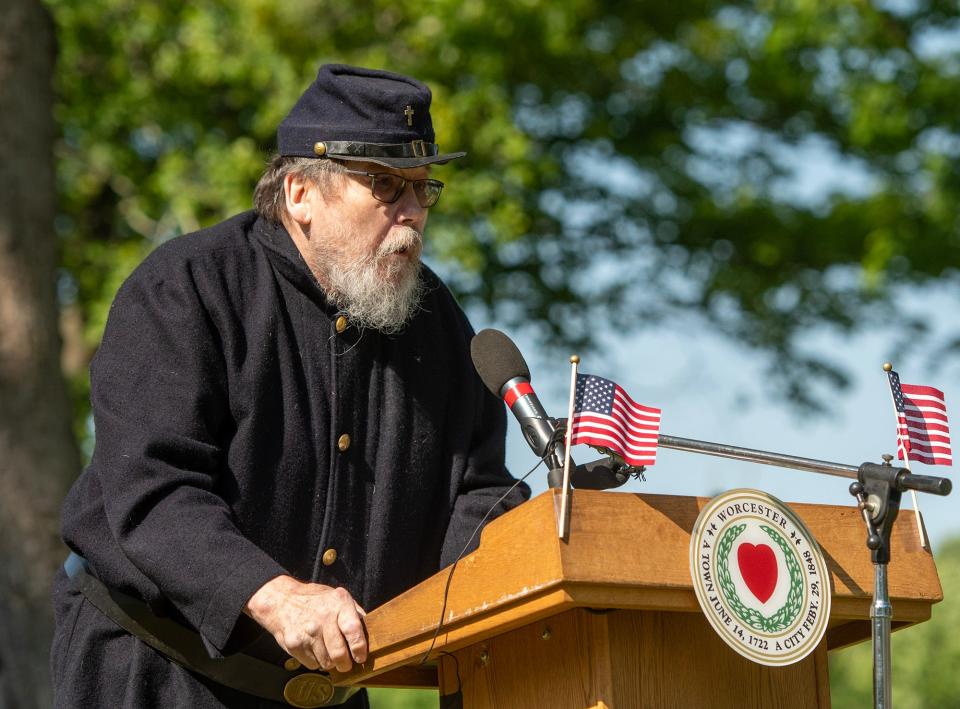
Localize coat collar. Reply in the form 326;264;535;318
252;214;341;314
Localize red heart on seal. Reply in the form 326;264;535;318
737;543;778;603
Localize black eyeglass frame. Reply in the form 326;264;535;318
339;167;444;208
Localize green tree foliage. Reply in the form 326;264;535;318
829;535;960;706
367;688;437;709
47;0;960;444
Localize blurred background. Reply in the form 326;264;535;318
2;0;959;706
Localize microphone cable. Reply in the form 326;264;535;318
418;455;547;668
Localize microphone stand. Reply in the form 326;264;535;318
847;457;946;709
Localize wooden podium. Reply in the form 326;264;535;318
335;490;942;708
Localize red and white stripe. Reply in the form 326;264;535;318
898;384;952;466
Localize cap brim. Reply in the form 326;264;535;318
327;151;466;169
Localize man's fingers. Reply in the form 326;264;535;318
281;633;321;671
310;640;334;672
296;652;321;671
339;606;368;663
320;621;352;673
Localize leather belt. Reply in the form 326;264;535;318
64;553;359;708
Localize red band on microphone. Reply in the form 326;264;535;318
503;381;534;408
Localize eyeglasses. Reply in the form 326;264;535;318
339;167;444;208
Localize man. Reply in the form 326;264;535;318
51;64;530;708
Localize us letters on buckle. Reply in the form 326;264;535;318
283;673;335;708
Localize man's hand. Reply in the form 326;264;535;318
244;575;367;672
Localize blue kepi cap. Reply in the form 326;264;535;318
277;64;466;169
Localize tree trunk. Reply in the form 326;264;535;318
0;2;81;707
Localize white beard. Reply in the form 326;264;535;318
307;224;426;334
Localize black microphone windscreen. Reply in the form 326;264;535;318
470;329;531;397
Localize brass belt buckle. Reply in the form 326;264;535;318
283;672;335;708
410;139;427;157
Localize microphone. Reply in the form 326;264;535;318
470;329;637;491
471;328;560;460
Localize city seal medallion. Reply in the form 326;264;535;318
689;489;831;666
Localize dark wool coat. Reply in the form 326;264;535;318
51;212;530;707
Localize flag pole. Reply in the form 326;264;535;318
883;362;927;549
558;355;580;540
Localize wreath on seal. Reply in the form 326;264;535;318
716;523;804;633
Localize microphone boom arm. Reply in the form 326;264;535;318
656;432;951;496
657;433;860;479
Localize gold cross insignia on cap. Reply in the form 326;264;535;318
404;105;414;126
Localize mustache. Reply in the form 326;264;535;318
376;227;423;258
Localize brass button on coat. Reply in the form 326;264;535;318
335;315;348;333
321;548;337;566
337;433;351;452
284;657;301;671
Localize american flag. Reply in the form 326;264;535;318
887;370;952;467
570;374;661;467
